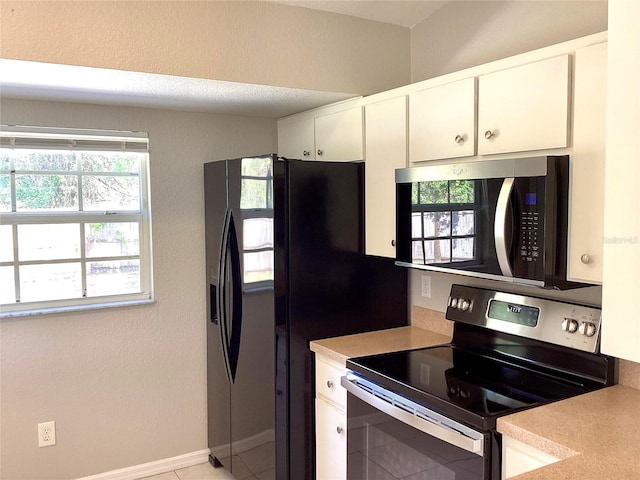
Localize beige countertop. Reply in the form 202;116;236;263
498;384;640;479
309;325;451;366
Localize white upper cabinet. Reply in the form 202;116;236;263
567;42;607;284
478;55;570;155
409;77;476;162
365;96;407;258
278;104;364;162
315;107;364;162
277;117;315;160
602;1;640;362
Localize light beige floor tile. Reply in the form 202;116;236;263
175;462;235;480
141;473;179;480
255;468;275;480
237;442;275;476
218;455;252;480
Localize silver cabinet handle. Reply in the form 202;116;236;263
326;380;333;389
455;135;464;144
317;149;323;156
336;426;344;435
581;254;591;264
484;130;495;139
302;150;310;157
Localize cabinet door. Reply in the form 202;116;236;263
478;55;570;155
365;96;407;258
602;1;640;362
316;398;347;480
567;43;607;284
409;78;476;162
277;117;315;160
501;436;559;479
315;107;364;162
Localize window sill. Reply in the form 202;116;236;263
0;298;156;318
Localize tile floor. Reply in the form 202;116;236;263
144;442;275;480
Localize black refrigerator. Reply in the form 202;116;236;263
204;154;408;480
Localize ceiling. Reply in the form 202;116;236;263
275;1;448;28
0;59;356;118
0;1;447;118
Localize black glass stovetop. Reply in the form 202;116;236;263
347;344;592;431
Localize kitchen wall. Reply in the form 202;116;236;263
0;2;618;479
0;0;410;96
0;98;277;479
411;0;608;82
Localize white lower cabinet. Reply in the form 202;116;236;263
315;355;347;480
501;435;560;479
316;397;347;480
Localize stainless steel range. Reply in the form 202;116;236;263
342;285;617;480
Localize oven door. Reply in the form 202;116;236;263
342;374;493;480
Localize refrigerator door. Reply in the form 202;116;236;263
226;157;276;475
205;160;232;465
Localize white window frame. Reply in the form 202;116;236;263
0;125;153;316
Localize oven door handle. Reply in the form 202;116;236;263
341;375;484;456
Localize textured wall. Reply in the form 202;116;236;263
411;0;608;82
0;0;411;96
0;98;277;479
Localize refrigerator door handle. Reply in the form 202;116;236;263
209;284;217;324
226;211;243;384
218;209;233;383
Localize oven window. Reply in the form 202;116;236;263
347;395;485;480
411;180;477;265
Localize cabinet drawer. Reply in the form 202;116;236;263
315;356;347;408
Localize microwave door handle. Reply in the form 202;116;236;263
495;177;515;277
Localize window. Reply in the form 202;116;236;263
0;126;152;315
240;157;273;286
411;180;476;264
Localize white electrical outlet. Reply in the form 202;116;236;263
38;421;56;447
421;275;431;298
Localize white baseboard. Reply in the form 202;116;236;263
209;429;275;461
75;430;275;480
75;449;211;480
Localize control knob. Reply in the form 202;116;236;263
561;318;579;334
460;299;471;311
579;322;597;337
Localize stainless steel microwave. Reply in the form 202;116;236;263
395;155;583;289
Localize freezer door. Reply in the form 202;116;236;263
205;160;232;464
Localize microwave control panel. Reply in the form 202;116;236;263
512;177;547;281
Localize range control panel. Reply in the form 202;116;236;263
446;284;601;353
